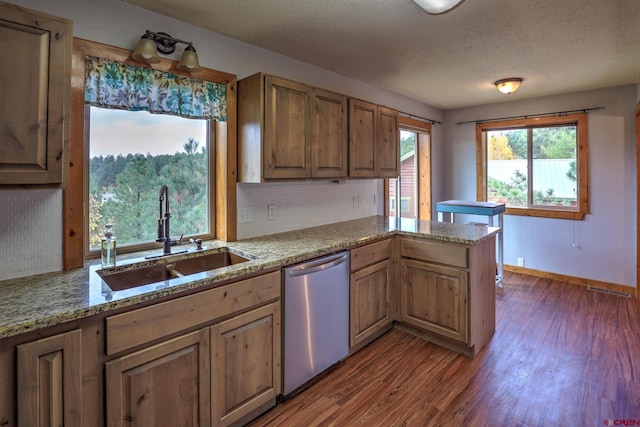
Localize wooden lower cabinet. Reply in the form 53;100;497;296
400;259;468;343
105;328;211;427
104;301;281;427
350;259;392;347
102;271;281;427
16;329;83;427
349;238;394;350
398;236;496;357
211;302;281;427
1;234;496;427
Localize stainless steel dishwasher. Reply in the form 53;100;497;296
283;251;349;395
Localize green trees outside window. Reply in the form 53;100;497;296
88;107;209;249
486;126;578;208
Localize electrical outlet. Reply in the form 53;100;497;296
358;195;365;207
268;204;276;220
238;207;252;224
517;257;525;267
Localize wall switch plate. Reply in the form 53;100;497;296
517;257;525;267
268;204;276;220
238;207;252;224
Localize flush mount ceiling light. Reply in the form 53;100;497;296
412;0;466;14
132;30;202;73
494;78;524;95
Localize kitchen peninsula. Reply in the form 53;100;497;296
0;216;498;426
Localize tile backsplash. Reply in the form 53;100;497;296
0;189;63;281
237;179;382;239
0;181;382;280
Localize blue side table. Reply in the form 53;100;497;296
436;200;505;287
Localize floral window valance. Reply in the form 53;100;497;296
84;56;227;121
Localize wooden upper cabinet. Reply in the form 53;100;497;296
264;75;312;179
348;98;377;178
312;88;348;178
348;99;399;178
238;73;313;182
376;106;400;178
238;72;399;181
0;3;72;186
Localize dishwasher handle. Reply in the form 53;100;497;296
287;252;348;277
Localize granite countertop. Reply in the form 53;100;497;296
0;216;499;339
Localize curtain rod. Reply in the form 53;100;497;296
455;106;605;125
399;112;442;125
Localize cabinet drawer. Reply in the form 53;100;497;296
400;238;468;268
105;271;280;356
350;238;392;271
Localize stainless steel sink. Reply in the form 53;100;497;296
98;249;252;292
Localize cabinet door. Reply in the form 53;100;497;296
0;4;70;185
17;329;82;427
350;259;392;347
264;75;312;179
312;88;348;178
105;329;210;427
400;259;468;343
211;302;281;427
348;98;377;178
376;106;400;178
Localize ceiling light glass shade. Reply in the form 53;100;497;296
176;45;202;73
412;0;465;14
132;35;161;64
495;78;523;95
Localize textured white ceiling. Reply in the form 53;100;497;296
122;0;640;109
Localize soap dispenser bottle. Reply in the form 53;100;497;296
101;224;116;268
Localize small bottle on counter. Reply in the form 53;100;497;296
101;224;116;268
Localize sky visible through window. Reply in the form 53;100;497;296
89;107;207;156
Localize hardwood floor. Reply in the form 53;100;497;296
248;272;640;427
